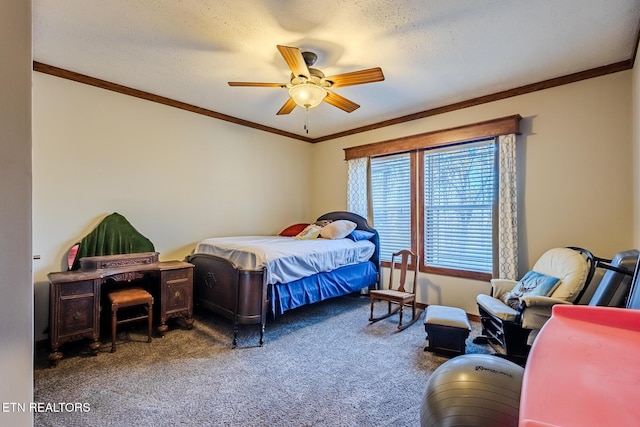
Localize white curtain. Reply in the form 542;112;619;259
346;157;370;221
497;134;518;279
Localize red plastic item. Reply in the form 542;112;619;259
519;304;640;426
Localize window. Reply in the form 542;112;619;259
370;153;414;263
369;140;495;280
345;115;520;280
421;141;495;277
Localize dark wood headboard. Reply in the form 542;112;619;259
316;211;381;285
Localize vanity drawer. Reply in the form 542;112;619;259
58;296;95;337
59;280;94;297
162;267;193;314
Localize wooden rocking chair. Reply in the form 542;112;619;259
369;250;421;331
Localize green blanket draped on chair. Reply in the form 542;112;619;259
71;212;155;270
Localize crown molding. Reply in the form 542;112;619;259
34;59;633;144
32;62;314;143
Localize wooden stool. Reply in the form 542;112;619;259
108;287;153;353
424;305;471;355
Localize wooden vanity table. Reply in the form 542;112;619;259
47;252;194;366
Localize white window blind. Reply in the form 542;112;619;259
370;153;412;263
423;141;495;273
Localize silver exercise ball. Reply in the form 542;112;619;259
420;354;524;427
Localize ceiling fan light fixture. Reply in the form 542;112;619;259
289;83;327;109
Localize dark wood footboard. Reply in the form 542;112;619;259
187;253;267;347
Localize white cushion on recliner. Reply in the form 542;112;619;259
477;294;519;322
532;247;590;302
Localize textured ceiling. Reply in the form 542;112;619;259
33;0;640;140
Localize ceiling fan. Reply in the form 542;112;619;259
228;45;385;115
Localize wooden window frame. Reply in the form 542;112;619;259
344;115;520;160
417;145;494;281
346;115;521;280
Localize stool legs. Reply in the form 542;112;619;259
110;298;153;353
111;305;118;353
147;302;153;344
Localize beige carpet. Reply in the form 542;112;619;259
34;295;492;426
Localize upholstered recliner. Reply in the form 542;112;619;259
588;249;639;307
475;247;595;362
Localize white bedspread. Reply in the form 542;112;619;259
194;236;375;285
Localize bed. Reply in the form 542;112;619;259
186;211;381;347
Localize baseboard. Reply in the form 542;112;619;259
467;313;480;322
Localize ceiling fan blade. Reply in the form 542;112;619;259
228;82;286;87
324;67;385;88
277;45;310;79
324;90;360;113
276;97;297;115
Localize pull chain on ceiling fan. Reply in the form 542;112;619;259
228;45;385;131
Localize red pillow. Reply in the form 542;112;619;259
279;223;310;237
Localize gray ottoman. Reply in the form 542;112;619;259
424;305;471;355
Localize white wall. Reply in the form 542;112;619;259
32;73;313;341
32;57;636;330
311;71;634;314
0;1;33;426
